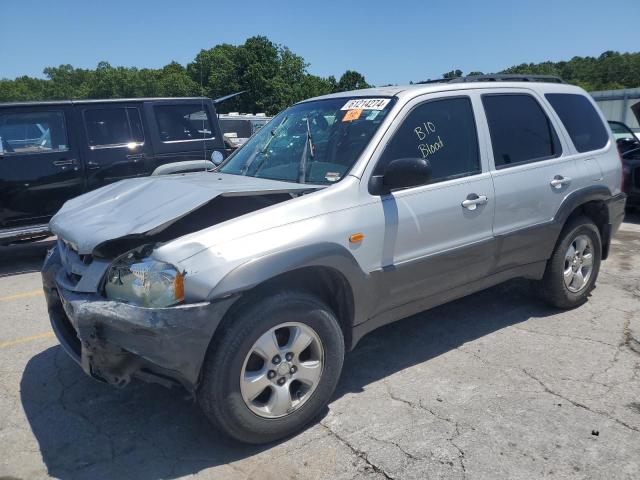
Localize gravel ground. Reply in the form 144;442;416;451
0;215;639;480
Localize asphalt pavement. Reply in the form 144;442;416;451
1;215;639;480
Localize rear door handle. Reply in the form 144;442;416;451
461;193;488;210
550;175;571;189
52;158;77;167
86;161;101;170
126;153;144;161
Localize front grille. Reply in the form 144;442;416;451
58;239;93;287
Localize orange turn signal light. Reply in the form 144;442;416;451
174;271;185;301
349;233;365;243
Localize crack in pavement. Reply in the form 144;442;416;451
622;312;640;355
50;349;119;476
510;325;619;348
320;423;395;480
383;381;467;478
522;368;640;435
363;432;422;462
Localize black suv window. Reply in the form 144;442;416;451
482;94;561;168
376;97;480;183
0;110;69;155
84;107;144;148
154;104;214;142
545;93;609;153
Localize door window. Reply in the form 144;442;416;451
482;94;561;168
376;97;481;183
154;104;214;142
0;110;69;155
545;93;609;152
83;107;144;148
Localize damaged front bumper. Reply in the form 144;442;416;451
42;246;237;392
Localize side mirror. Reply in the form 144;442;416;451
369;158;432;195
211;150;225;165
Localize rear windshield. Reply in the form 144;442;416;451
545;93;609;153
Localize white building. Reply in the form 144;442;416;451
590;87;640;132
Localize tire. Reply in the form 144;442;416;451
198;291;344;444
540;216;602;309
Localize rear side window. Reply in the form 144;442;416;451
84;107;144;148
376;97;481;183
0;110;69;155
220;119;252;138
154;104;214;142
545;93;609;152
482;94;561;168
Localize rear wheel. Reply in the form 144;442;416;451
541;216;602;309
198;291;344;444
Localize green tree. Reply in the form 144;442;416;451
443;69;463;78
335;70;371;91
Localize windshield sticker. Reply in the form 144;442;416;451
414;121;444;158
341;98;391;111
325;172;341;182
365;110;380;121
342;109;363;122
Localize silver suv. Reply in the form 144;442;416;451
42;77;626;444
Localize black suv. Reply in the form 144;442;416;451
0;97;225;244
609;120;640;208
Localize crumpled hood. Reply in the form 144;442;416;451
50;172;317;254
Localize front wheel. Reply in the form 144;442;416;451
198;291;344;444
540;216;602;309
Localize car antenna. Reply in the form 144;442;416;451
213;91;247;104
201;62;207;172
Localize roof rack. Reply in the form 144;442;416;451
419;74;565;85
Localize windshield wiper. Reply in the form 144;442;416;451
298;117;315;183
241;115;288;175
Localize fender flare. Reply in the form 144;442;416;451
553;184;612;226
208;242;373;326
550;184;614;258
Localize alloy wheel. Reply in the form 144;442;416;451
563;234;594;293
240;322;324;418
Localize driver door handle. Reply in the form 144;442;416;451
52;158;77;167
550;175;571;189
461;193;488;210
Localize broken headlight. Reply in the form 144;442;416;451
105;249;184;308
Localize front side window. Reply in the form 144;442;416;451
482;94;561;168
0;110;68;155
375;97;481;182
155;104;214;142
219;97;395;184
546;93;609;152
84;107;144;148
608;121;636;141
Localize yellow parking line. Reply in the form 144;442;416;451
0;290;44;302
0;331;55;349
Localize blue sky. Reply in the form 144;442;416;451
1;0;636;85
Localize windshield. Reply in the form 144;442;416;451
218;97;395;184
